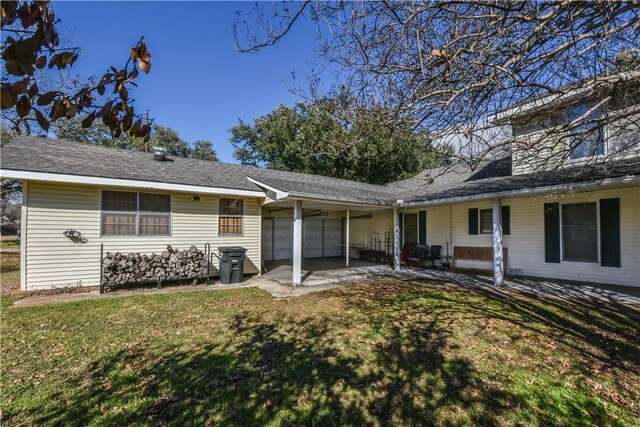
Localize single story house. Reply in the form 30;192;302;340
1;84;639;290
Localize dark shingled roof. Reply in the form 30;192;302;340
388;158;512;201
402;157;640;203
2;136;638;206
0;135;393;204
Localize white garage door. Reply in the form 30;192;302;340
323;219;342;257
273;218;294;260
262;219;274;261
303;218;324;258
263;218;343;261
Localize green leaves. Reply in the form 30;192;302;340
230;96;447;184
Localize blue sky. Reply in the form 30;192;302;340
53;1;321;162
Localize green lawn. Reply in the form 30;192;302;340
1;280;639;426
0;235;20;250
0;254;20;296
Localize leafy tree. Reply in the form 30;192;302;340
230;95;447;184
192;139;218;161
56;117;142;150
52;120;219;161
150;124;192;158
1;1;152;139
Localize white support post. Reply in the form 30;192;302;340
293;200;303;286
20;181;28;291
345;209;350;267
492;198;504;286
393;207;400;271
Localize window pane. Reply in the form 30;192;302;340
139;213;170;236
101;213;136;235
102;191;137;211
220;198;244;216
480;209;493;234
219;216;242;235
567;103;604;159
562;203;598;262
139;193;170;212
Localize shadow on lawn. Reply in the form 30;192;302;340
21;302;518;425
15;280;638;426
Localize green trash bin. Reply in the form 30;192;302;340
218;247;247;284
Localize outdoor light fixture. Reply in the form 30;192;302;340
153;146;167;161
192;196;202;202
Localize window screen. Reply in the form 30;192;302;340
479;209;493;234
101;191;170;236
562;203;598;262
219;198;244;235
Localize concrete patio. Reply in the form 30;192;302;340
263;257;391;287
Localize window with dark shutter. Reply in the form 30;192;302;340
468;208;479;235
479;209;493;234
544;203;560;263
600;198;621;267
562;203;598;262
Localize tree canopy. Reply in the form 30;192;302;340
230;95;448;184
55;119;218;161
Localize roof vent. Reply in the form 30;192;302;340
153;146;167;161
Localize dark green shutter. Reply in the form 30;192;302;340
544;203;560;263
468;208;478;235
600;198;621;267
418;211;427;245
501;206;511;235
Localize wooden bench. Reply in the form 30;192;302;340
452;246;508;273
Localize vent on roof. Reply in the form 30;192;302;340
153;146;167;161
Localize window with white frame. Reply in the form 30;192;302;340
479;209;493;234
567;102;605;160
219;198;244;235
101;190;171;236
562;202;598;262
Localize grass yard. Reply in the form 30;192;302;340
0;254;20;296
0;235;20;250
1;279;639;426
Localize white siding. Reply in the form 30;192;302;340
348;210;394;247
23;182;262;290
413;187;640;287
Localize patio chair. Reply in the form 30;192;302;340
400;244;414;266
427;245;442;269
408;245;429;268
